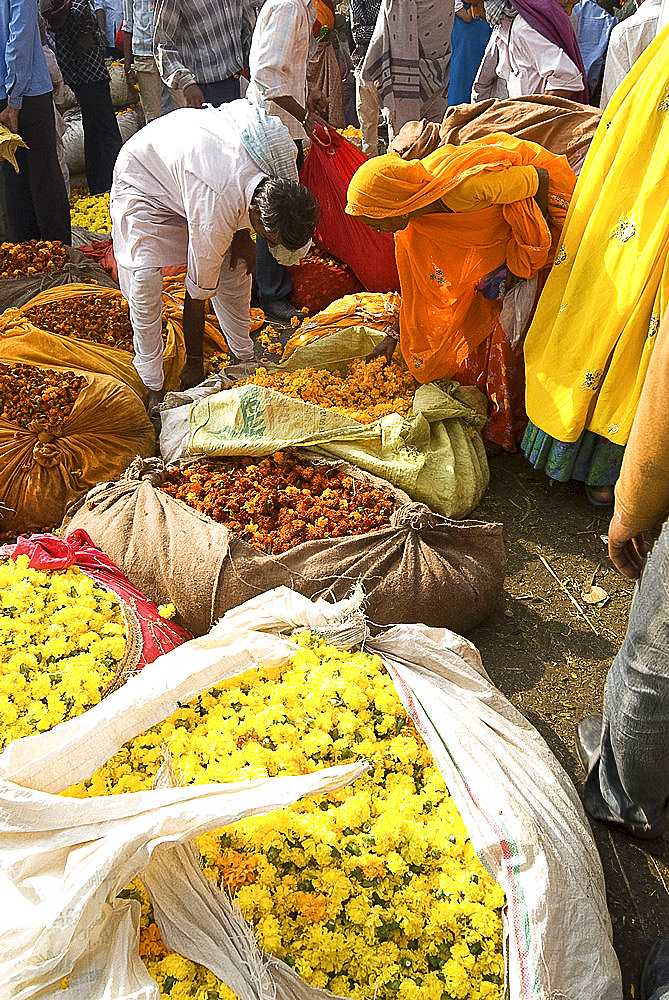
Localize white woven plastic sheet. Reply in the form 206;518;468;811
0;587;622;1000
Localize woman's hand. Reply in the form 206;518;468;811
366;332;398;365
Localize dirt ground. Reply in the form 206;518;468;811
471;450;668;995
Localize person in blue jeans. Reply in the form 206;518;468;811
575;311;669;838
640;943;669;1000
575;309;669;998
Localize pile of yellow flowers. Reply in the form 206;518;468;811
70;191;112;233
238;357;417;424
68;633;505;1000
0;554;127;749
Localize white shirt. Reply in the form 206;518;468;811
246;0;315;140
472;14;584;101
600;0;662;107
110;106;264;299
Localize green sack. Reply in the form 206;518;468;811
186;328;489;518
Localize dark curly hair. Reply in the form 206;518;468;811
252;177;320;250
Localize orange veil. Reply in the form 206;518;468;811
346;133;575;382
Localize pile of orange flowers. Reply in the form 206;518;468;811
0;363;86;428
160;452;396;553
238;357;416;424
288;247;362;314
24;295;166;352
0;240;69;279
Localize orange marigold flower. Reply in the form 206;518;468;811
138;921;169;960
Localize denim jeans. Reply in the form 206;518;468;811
583;520;669;837
255;140;304;307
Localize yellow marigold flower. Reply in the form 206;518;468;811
73;635;505;1000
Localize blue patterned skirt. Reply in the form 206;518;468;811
522;422;624;486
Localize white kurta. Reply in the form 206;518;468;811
111;105;264;299
472;14;584;101
599;0;662;107
246;0;314;141
110;105;266;387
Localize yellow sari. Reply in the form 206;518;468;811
524;25;669;448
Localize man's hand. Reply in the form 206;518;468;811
183;83;205;108
230;229;256;276
180;356;205;390
366;335;397;365
0;106;20;134
608;509;648;580
303;109;330;139
124;62;138;87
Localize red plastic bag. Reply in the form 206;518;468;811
2;530;192;668
300;126;400;293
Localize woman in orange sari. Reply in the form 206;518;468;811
345;133;575;451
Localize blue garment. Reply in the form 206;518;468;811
573;0;616;94
522;421;624;487
0;0;53;107
122;0;154;57
220;99;299;183
448;8;491;106
583;518;669;839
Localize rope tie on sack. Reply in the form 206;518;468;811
123;455;169;486
390;502;444;531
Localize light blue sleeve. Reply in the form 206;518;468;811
5;0;48;108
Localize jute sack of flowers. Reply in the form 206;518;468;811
158;326;490;519
62;453;505;635
0;360;155;535
0;588;622;1000
0;283;187;396
0;242;118;312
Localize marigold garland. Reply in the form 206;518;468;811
237;358;416;425
0;239;68;279
0;362;86;428
0;554;127;749
160;453;396;553
69;633;505;1000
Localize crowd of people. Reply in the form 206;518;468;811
1;0;668;992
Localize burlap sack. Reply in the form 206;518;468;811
1;283;187;396
0;364;155;536
62;455;506;636
0;247;118;313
